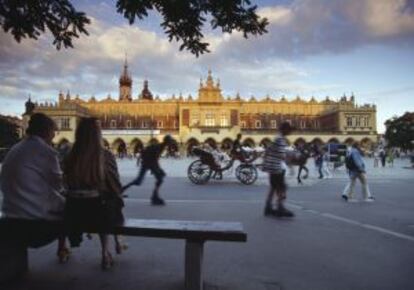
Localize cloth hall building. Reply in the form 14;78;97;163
23;61;378;155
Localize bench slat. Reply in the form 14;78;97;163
114;219;247;242
0;213;247;242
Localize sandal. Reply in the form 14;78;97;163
57;247;71;264
115;242;129;254
101;252;114;270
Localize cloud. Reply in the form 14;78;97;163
207;0;414;59
1;0;412;120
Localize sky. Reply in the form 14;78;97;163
1;0;414;133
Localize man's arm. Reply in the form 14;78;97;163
45;150;66;214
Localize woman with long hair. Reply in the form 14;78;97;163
63;117;125;270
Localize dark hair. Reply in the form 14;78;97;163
26;113;56;137
64;117;104;188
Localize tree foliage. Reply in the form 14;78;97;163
0;117;20;148
0;0;90;49
384;112;414;151
0;0;268;56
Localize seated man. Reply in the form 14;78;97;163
0;113;68;261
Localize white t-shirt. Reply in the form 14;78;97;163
1;136;65;220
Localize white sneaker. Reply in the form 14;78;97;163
348;198;358;203
364;196;375;202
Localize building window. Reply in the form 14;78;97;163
255;120;261;128
241;121;246;128
356;117;361;127
191;111;199;126
157;121;163;128
205;112;215;127
271;120;277;129
362;117;369;127
220;113;228;127
56;117;70;130
347;117;352;127
174;120;178;128
300;120;306;129
110;120;116;128
126;120;132;128
142;121;148;128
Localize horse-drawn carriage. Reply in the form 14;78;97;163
187;147;262;185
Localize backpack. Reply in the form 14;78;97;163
345;154;356;171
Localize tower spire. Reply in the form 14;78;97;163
206;68;214;87
119;56;132;101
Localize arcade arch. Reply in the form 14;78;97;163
204;138;217;149
130;138;144;156
344;138;355;146
186;138;200;156
103;139;110;150
112;138;127;158
57;138;70;147
328;137;340;144
259;138;272;148
360;137;373;150
221;138;233;151
311;138;324;146
294;137;306;147
148;138;159;146
242;138;255;148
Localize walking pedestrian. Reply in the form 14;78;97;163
373;149;379;168
315;151;324;179
122;135;174;205
321;148;332;178
341;142;374;202
262;122;295;217
380;149;386;167
387;149;394;167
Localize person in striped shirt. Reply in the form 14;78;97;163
263;121;295;217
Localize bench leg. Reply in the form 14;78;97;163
0;242;28;284
185;240;204;290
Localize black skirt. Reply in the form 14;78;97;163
64;196;124;247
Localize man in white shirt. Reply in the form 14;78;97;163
0;113;67;257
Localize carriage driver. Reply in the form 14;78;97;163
231;133;247;162
263;121;295;217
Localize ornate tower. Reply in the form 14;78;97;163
198;69;223;102
139;80;153;100
119;58;132;101
24;97;35;115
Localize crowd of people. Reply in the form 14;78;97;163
1;113;405;271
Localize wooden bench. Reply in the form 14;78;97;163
0;213;247;290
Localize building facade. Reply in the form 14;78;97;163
23;61;378;155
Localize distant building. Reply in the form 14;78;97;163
24;61;378;155
0;114;23;138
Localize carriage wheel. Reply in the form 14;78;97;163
187;160;212;185
235;164;258;185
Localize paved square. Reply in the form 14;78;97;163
2;158;414;290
